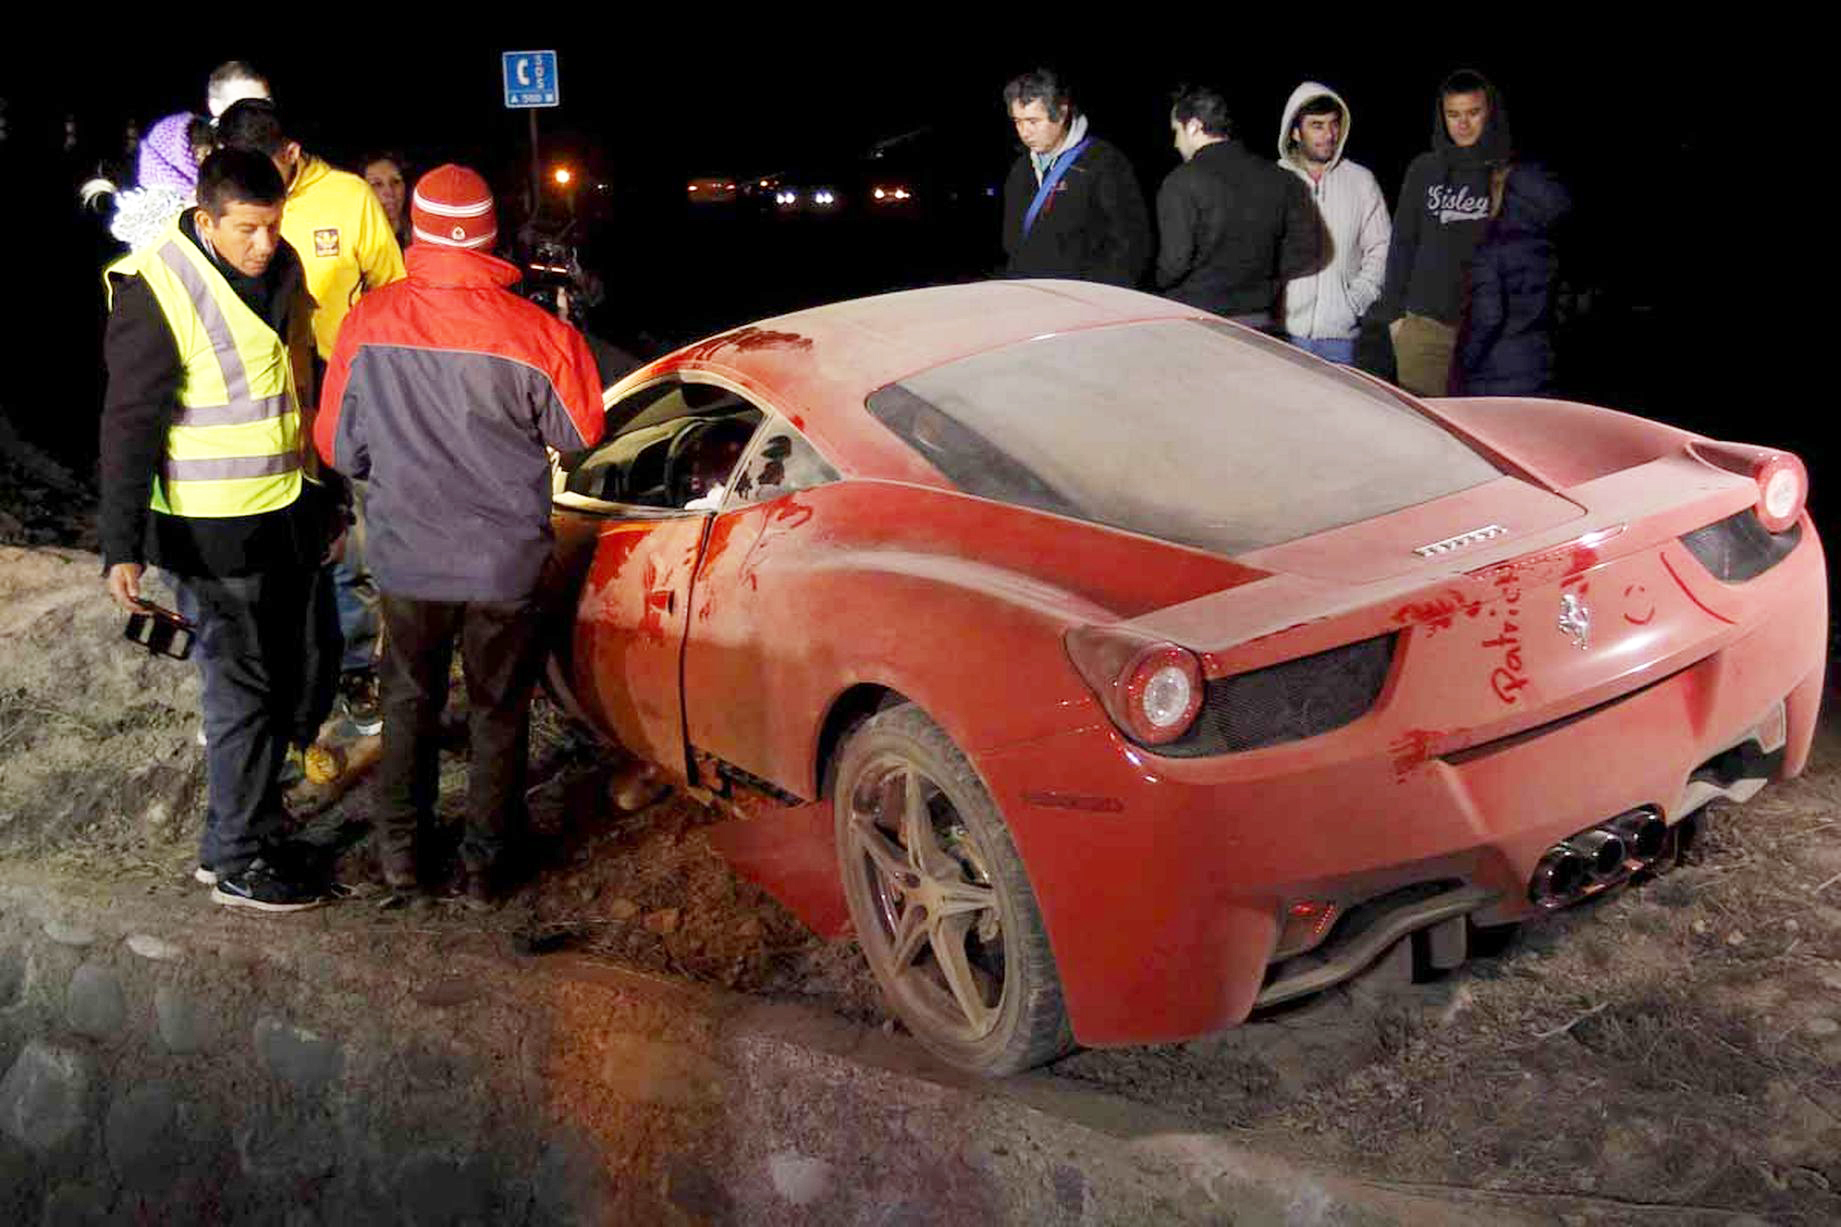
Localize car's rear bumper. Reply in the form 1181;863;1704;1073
977;529;1827;1047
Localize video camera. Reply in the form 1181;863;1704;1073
516;223;602;328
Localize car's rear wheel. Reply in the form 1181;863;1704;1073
832;703;1073;1075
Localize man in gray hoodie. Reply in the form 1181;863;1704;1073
1276;83;1390;365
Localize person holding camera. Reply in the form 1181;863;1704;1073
314;164;604;907
99;149;343;912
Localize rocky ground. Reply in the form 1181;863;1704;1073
0;420;97;554
3;428;1839;1222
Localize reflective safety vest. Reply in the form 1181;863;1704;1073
106;219;302;518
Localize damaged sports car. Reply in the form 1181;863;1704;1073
542;279;1826;1075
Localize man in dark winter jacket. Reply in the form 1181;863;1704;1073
315;164;604;907
1155;84;1319;328
1377;69;1517;396
1455;166;1571;395
1000;69;1151;287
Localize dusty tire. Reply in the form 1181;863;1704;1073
832;703;1073;1075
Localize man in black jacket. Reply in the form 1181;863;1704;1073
1000;69;1150;287
1155;85;1319;329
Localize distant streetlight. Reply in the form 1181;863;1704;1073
553;167;573;186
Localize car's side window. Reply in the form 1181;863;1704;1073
563;380;763;510
725;425;838;508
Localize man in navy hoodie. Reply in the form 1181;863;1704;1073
1455;161;1571;395
1377;69;1516;396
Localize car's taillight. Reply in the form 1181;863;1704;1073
1754;453;1807;533
1689;441;1809;534
1065;627;1205;746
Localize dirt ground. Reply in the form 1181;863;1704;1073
3;430;1838;1223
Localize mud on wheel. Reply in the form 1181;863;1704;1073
832;703;1073;1075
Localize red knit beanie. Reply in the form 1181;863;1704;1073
410;164;498;250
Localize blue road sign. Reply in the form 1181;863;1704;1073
502;51;560;108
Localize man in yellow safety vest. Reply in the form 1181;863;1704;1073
100;148;343;912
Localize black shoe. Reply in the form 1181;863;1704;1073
211;859;331;913
264;839;339;886
338;670;383;736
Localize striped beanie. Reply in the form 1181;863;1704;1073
411;164;498;250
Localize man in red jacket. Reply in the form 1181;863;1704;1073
315;164;604;906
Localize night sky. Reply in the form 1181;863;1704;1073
1;26;1790;497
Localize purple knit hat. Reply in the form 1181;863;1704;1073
136;112;200;191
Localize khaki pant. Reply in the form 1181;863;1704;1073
1391;313;1457;397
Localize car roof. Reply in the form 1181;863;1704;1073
618;279;1208;485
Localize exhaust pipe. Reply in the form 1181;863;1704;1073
1563;829;1628;881
1530;845;1589;907
1568;821;1627;880
1607;809;1667;861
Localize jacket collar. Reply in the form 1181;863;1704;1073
405;242;522;289
179;210;302;296
287;152;330;201
1193;139;1245;165
1031;112;1092;182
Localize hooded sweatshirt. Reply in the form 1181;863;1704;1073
1275;83;1391;341
1377;71;1512;326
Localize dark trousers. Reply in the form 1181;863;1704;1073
331;481;379;674
376;593;543;873
173;565;336;875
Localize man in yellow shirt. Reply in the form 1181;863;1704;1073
219;97;405;730
217;98;406;361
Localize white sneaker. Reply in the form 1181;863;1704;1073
194;865;218;886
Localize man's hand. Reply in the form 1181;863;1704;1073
106;562;144;613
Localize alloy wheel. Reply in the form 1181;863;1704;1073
843;752;1006;1040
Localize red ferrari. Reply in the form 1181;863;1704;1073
544;280;1826;1075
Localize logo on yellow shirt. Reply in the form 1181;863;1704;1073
313;228;341;258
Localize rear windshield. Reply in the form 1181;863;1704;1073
867;320;1502;555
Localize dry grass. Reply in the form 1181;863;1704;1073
1272;730;1841;1218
